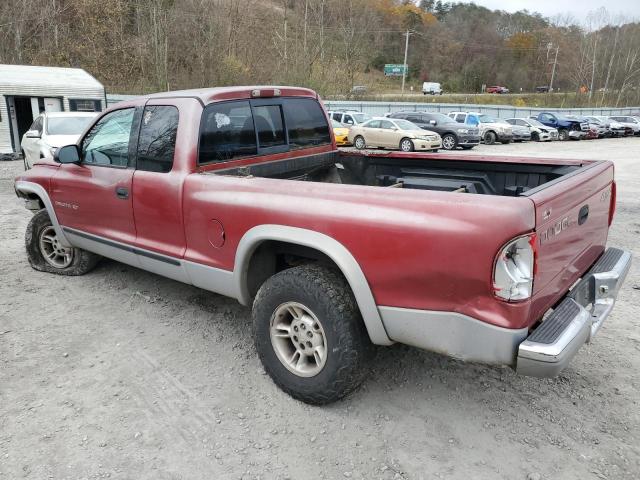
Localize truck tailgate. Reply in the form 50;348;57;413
526;160;614;322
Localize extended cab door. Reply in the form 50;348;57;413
51;107;138;244
130;98;194;260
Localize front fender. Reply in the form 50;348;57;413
14;180;71;247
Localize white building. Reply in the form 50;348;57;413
0;64;105;157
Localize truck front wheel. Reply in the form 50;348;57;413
252;264;374;404
26;209;100;275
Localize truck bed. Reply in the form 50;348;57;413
216;151;584;197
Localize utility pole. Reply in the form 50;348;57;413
401;30;411;95
549;45;559;93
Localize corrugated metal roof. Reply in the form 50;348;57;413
0;64;103;89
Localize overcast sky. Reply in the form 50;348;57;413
455;0;640;23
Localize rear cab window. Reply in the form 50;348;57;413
198;97;331;165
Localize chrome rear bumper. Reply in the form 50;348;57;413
517;248;632;377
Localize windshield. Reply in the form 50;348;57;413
527;119;545;127
478;114;496;123
47;116;94;135
393;119;421;130
353;113;371;123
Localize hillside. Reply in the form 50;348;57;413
0;0;638;107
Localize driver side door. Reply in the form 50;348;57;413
51;107;139;245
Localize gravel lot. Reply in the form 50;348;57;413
1;138;639;480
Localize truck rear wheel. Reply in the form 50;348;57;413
26;209;100;275
252;264;374;404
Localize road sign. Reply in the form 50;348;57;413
384;64;407;76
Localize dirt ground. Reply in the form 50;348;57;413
1;138;639;480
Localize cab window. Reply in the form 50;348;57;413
81;108;135;167
467;115;479;126
136;106;179;173
283;98;331;149
253;105;285;148
342;114;354;125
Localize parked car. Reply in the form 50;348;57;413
485;85;509;94
584;117;611;138
509;123;532;142
448;112;513;145
535;86;551;93
608;116;640;135
534;112;588;141
15;86;631;404
327;110;372;126
331;119;350;146
349;117;441;152
388;111;480;150
422;82;443;95
15;86;631;405
505;118;558;141
21;112;97;169
592;117;627;137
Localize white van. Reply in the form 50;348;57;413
422;82;443;95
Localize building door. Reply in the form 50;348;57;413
13;97;34;149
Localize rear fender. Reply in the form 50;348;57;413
234;224;392;345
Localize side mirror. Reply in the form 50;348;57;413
55;145;81;164
25;130;41;139
429;120;437;126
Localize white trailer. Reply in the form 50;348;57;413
0;64;105;158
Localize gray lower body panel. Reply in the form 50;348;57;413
378;307;528;366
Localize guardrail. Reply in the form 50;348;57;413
107;94;639;118
322;100;639;119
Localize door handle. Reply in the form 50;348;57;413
115;186;129;199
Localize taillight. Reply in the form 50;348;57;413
608;181;616;226
493;233;537;302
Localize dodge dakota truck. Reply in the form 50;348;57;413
15;86;631;405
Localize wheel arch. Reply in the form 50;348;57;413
234;225;392;345
15;180;71;247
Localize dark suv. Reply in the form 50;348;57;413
388;112;481;150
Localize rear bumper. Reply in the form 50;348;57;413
517;247;632;377
378;247;631;376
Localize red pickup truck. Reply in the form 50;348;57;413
15;86;631;404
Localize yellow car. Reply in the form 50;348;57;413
332;119;351;146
